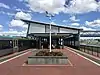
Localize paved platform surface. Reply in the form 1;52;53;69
0;48;100;75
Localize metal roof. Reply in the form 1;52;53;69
21;19;82;30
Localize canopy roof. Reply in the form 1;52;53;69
21;19;82;30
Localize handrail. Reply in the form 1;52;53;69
80;44;100;57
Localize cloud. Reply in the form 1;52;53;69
97;1;100;11
80;37;100;39
79;26;95;30
0;24;3;30
70;16;80;22
63;15;80;23
71;23;80;26
15;11;32;20
85;19;100;27
27;0;100;14
16;8;22;11
62;20;68;23
6;12;15;16
18;0;23;2
18;0;28;2
0;11;15;16
0;30;27;37
51;22;57;25
28;0;66;14
9;19;28;28
8;11;31;32
15;8;32;13
64;0;100;14
0;3;10;9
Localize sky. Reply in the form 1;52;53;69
0;0;100;36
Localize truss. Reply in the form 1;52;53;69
80;31;100;37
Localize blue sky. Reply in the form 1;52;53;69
0;0;100;36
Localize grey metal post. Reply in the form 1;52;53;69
46;11;55;52
78;30;80;50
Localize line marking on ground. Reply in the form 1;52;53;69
66;47;100;67
22;64;72;67
67;59;73;66
0;51;31;65
22;63;26;66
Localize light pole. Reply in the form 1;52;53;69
46;11;54;52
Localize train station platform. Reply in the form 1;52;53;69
0;47;100;75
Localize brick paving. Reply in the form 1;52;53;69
0;48;100;75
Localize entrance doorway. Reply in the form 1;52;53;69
36;36;63;49
41;37;49;49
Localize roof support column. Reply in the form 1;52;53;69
78;30;80;50
27;22;30;37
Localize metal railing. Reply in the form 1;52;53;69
80;44;100;57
